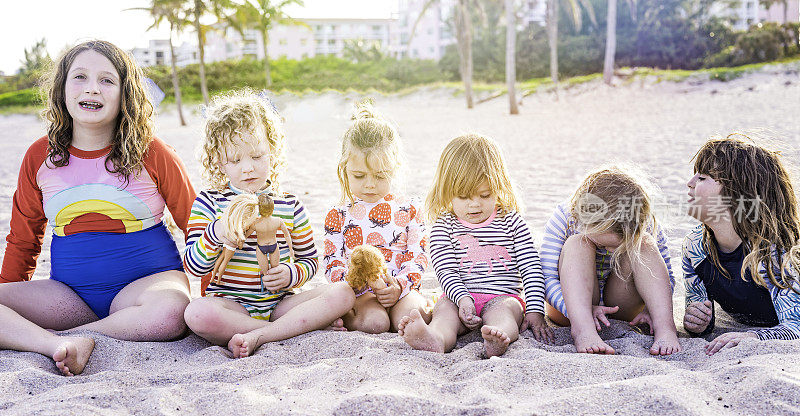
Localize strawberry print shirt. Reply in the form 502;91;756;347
322;194;428;298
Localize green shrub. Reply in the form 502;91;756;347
0;88;42;107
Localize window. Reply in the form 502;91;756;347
328;39;336;45
301;39;308;46
279;38;287;45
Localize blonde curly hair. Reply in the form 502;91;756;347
199;89;287;191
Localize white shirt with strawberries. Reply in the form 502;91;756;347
322;194;428;299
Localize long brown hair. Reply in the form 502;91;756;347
42;40;154;182
693;133;800;291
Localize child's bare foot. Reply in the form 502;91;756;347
481;326;511;358
572;328;615;355
52;337;95;376
650;332;682;356
398;309;445;353
228;333;259;358
325;318;347;331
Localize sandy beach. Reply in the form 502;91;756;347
1;67;800;415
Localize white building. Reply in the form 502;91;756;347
130;0;550;67
713;0;800;30
131;40;197;67
391;0;453;60
306;18;394;56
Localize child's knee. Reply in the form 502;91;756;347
563;234;595;254
184;299;220;335
329;282;356;309
357;308;391;334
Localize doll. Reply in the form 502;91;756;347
212;194;293;283
345;245;389;292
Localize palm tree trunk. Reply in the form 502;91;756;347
603;0;617;85
168;25;186;126
194;0;209;104
505;0;519;114
783;2;788;24
547;0;559;99
456;0;474;109
261;29;272;87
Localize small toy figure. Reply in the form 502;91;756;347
212;193;293;283
345;245;389;292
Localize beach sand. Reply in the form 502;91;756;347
1;67;799;415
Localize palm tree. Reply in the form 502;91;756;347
546;0;596;94
228;0;304;88
603;0;636;85
189;0;232;104
128;0;189;126
505;0;519;114
408;0;483;109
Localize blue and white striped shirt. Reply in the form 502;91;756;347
430;209;546;314
540;203;673;318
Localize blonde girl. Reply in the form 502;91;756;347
322;99;430;333
683;134;800;355
540;166;681;355
398;134;552;358
182;89;354;358
0;40;195;376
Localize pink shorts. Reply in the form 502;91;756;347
440;292;525;315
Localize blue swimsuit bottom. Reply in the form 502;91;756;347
50;222;183;319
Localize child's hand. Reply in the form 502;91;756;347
592;305;620;331
261;264;291;292
374;274;401;308
684;300;713;333
457;297;482;329
629;307;654;334
704;331;757;355
520;312;554;344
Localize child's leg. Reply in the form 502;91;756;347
479;296;524;357
228;282;355;358
0;280;97;376
183;296;264;346
559;235;615;354
397;297;466;353
342;292;391;334
75;270;191;341
388;290;432;331
604;241;681;356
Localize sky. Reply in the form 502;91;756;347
0;0;398;75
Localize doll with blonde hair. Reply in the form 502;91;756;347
683;133;800;355
183;89;354;358
322;99;430;334
540;166;681;355
398;134;552;357
212;193;294;282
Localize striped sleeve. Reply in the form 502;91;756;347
655;226;675;290
285;196;318;288
430;217;471;307
182;191;223;279
540;204;571;317
510;213;546;314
